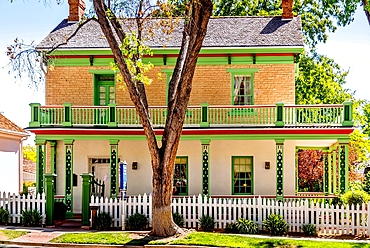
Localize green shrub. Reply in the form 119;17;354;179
0;208;9;225
95;211;113;231
330;197;343;206
363;172;370;194
340;189;370;206
199;215;215;232
22;209;42;227
224;222;238;233
235;218;259;234
263;214;289;236
126;213;148;230
172;212;184;227
302;223;316;236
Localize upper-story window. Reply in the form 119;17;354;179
233;75;252;105
226;68;258;106
95;75;115;106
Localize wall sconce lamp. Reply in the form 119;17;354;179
265;162;270;170
132;162;138;170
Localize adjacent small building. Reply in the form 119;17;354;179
0;113;29;193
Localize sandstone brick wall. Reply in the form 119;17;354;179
46;64;295;106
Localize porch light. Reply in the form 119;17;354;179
265;161;270;170
132;162;138;170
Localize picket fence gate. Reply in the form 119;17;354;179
0;191;46;224
90;194;370;235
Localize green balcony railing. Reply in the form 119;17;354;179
29;102;354;128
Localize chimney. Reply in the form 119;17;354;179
68;0;86;23
282;0;293;20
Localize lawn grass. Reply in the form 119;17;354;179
166;232;370;248
51;232;148;246
50;231;370;247
0;230;28;240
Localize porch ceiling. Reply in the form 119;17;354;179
295;140;337;148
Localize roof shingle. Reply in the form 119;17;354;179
36;16;303;50
0;114;27;134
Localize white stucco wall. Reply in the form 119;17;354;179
0;138;21;194
54;139;297;212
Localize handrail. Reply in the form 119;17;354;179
29;102;354;128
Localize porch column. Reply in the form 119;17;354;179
323;151;329;196
275;139;284;200
36;140;46;194
110;140;119;198
50;141;57;194
295;148;299;194
339;140;349;193
81;173;93;227
201;140;210;196
328;149;332;194
44;174;56;226
64;140;74;218
332;146;338;194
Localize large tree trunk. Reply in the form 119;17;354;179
93;0;213;236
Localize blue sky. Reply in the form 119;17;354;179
0;1;369;138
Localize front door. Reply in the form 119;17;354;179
90;158;111;198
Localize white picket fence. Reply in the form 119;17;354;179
90;194;370;235
0;191;46;224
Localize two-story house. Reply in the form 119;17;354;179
28;0;354;217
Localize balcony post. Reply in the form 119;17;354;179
108;103;117;127
342;102;354;127
200;102;210;128
275;102;285;127
62;103;72;127
29;103;41;127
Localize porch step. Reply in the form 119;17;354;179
55;213;83;228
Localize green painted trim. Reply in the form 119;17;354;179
276;143;284;199
174;156;188;196
88;69;119;74
332;149;337;194
202;144;210;196
232;156;254;195
29;103;41;127
49;47;303;56
36;145;45;194
296;146;330;150
62;103;72;127
81;173;93;226
275;103;285;127
228;69;257;106
295;150;298;194
32;133;352;142
226;68;259;73
94;74;116;106
161;69;175;73
44;174;56;226
328;151;332;194
65;144;74;217
161;70;173;105
110;144;119;198
200;139;211;145
64;139;75;145
256;56;294;64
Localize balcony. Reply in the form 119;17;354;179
28;102;354;128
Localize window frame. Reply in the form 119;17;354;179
226;68;258;106
93;73;116;106
232;156;254;195
173;156;188;196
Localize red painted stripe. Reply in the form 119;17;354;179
29;128;354;136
